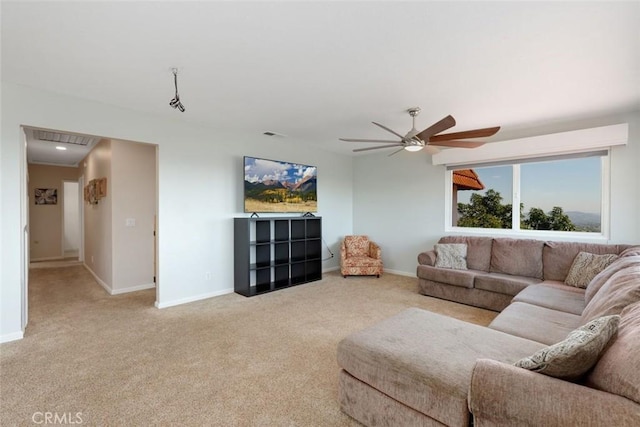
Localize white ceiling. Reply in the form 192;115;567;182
2;1;639;163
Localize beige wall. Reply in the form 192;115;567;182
2;82;352;340
28;164;79;260
80;139;113;287
79;138;156;293
111;140;156;291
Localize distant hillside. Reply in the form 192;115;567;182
566;211;601;232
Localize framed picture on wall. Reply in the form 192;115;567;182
34;188;57;205
88;180;98;204
97;177;107;198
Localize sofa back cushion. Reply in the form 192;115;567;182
618;246;640;258
439;236;493;272
490;238;544;279
344;235;369;257
585;255;640;305
581;264;640;324
586;301;640;404
542;241;627;281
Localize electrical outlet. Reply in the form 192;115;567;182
205;272;212;280
91;255;94;264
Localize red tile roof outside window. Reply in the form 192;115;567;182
453;169;484;191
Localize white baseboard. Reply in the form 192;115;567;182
155;288;234;309
323;265;416;278
1;331;24;343
30;256;65;262
84;263;112;294
84;264;155;295
111;283;155;295
382;268;417;278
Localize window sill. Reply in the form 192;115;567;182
444;227;609;243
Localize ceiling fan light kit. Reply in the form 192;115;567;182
340;107;500;155
404;144;423;152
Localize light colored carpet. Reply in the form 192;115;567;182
1;266;497;426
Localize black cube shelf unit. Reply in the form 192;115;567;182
234;216;322;296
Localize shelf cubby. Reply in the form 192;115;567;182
274;242;289;264
291;220;306;240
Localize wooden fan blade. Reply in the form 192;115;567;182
428;140;485;148
372;122;410;142
340;138;401;143
429;126;500;142
415;115;456;141
353;144;403;152
388;148;405;157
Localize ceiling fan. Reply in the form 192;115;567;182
340;107;500;156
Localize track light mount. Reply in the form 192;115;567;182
169;68;185;112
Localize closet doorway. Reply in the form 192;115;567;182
62;180;82;261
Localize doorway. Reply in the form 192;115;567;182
62;180;81;260
21;126;160;334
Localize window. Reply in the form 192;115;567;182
448;151;607;236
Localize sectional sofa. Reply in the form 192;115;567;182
337;236;640;426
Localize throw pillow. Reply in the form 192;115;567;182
514;314;620;380
565;252;619;288
434;243;467;270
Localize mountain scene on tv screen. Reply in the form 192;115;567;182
244;158;317;213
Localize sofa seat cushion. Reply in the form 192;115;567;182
416;265;477;289
512;282;586;315
341;255;382;268
337;308;545;427
586;301;640;404
489;302;582;345
475;272;541;296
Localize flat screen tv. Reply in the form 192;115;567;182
244;156;317;213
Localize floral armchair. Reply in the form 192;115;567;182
340;235;383;278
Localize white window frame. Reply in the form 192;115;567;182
444;153;611;241
435;123;627;242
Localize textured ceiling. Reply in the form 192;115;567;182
2;1;639;164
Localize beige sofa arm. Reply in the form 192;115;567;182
417;250;436;266
469;359;640;427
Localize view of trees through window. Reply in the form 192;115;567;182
453;156;603;233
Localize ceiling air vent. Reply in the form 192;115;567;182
36;130;99;146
